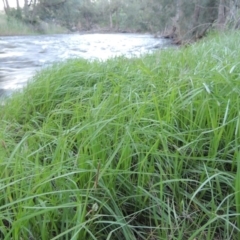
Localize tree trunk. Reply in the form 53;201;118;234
170;0;183;42
228;0;240;28
217;0;227;30
109;13;113;29
32;0;37;15
2;0;6;10
163;0;183;40
2;0;10;14
192;2;200;31
4;0;9;9
28;0;37;18
16;0;20;10
24;0;29;17
24;0;28;8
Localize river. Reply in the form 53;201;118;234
0;33;171;98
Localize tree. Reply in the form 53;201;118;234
2;0;10;13
23;0;29;16
2;0;240;38
192;1;200;31
173;0;183;38
16;0;20;10
217;0;228;29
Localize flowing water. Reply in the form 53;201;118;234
0;33;171;97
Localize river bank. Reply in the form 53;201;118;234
0;13;67;36
1;30;240;239
0;12;36;36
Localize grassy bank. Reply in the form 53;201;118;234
1;31;240;239
0;13;66;36
0;13;36;35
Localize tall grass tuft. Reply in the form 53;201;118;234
1;30;240;239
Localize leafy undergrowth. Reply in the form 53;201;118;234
1;31;240;240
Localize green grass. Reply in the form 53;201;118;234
1;30;240;239
0;13;66;36
0;13;36;36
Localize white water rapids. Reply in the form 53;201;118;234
0;33;171;97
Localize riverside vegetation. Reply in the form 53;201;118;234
0;13;36;35
2;1;239;42
0;13;66;36
1;31;240;240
